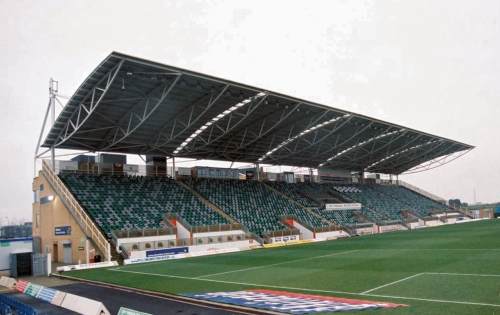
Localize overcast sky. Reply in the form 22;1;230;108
1;0;499;222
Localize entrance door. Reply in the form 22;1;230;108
63;243;72;264
52;243;58;262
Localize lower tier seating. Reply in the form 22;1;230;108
188;178;331;236
59;173;228;236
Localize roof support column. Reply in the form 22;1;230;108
172;156;176;180
256;163;260;181
165;156;168;177
50;79;57;171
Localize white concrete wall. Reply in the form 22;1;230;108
379;224;405;232
116;234;176;249
176;221;191;240
356;226;375;235
315;230;349;240
193;230;246;238
292;221;314;240
126;239;252;262
269;234;300;243
425;219;443;227
188;240;251;252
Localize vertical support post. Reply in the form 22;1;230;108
165;156;168;177
172;156;176;180
256;163;260;181
85;238;90;264
309;168;313;182
49;78;57;171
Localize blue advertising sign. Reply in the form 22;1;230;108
145;246;188;258
54;226;71;236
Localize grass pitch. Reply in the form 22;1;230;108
67;220;500;314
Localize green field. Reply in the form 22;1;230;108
67;220;500;314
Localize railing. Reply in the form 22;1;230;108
119;233;253;254
263;228;300;239
112;227;177;239
281;215;342;233
165;213;243;234
42;160;111;261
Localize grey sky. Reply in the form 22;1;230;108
1;0;499;221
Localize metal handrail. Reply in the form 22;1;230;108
42;160;111;261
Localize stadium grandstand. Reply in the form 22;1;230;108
31;52;474;266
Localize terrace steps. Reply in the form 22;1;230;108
263;182;343;230
176;180;238;225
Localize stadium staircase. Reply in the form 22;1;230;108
41;160;111;261
176;180;238;224
263;182;336;225
266;182;375;233
187;178;333;238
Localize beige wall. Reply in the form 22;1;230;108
32;174;101;264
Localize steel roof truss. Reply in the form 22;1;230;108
54;60;124;147
183;95;269;154
100;74;182;151
152;84;230;150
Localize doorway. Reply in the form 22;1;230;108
52;243;58;262
63;243;72;264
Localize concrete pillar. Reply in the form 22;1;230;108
172;156;176;179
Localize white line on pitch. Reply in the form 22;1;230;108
361;292;500;308
195;249;359;279
110;268;355;295
361;273;425;294
426;272;500;277
109;269;500;308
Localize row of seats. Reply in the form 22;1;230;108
333;186;362;193
265;181;320;208
314;208;360;227
268;181;393;225
329;184;448;221
374;185;448;217
59;173;228;236
334;184;407;221
60;173;447;237
186;178;332;236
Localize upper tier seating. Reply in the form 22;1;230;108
373;185;448;217
329;184;408;221
265;181;320;207
59;173;228;236
269;181;391;225
188;178;331;236
328;183;448;221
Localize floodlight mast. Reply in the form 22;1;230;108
49;78;58;171
33;78;58;177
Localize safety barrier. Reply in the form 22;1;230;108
0;276;16;289
2;277;111;315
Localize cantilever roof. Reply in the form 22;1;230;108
42;52;473;174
